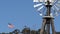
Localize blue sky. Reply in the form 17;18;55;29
0;0;60;33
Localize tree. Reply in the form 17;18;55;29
12;29;20;34
31;30;37;34
22;27;30;34
9;32;13;34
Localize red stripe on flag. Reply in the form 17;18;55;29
8;23;14;28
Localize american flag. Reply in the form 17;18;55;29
8;23;14;28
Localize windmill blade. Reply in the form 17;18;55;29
54;5;59;11
55;5;60;12
53;0;58;5
52;5;60;11
51;7;56;15
37;6;44;11
55;3;60;9
57;0;60;4
34;3;43;8
33;0;45;2
51;5;59;16
56;4;60;7
39;13;43;16
50;13;53;16
52;7;54;11
33;0;39;2
52;5;55;11
53;0;60;5
54;0;60;6
55;12;58;16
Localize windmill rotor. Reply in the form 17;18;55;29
33;0;60;17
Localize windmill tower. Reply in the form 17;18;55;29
33;0;60;34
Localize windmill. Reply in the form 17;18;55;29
33;0;60;34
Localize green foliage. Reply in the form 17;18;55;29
1;28;60;34
9;32;13;34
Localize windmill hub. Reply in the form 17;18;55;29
45;1;52;6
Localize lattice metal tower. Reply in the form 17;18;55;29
33;0;60;34
40;1;56;34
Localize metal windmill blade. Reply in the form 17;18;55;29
33;0;47;16
51;0;60;16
